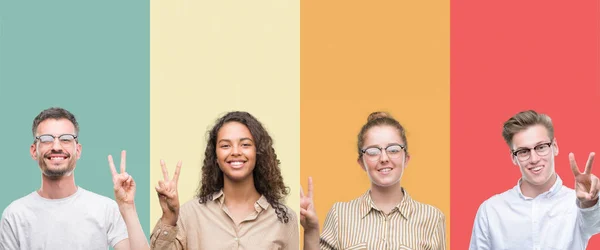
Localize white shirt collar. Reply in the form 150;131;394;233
514;173;562;200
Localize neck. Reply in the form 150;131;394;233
39;174;78;199
520;172;557;198
223;175;260;206
370;181;404;212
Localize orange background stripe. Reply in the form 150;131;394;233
300;0;450;247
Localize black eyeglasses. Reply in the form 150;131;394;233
360;144;406;162
512;142;552;161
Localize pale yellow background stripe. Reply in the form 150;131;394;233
150;0;300;233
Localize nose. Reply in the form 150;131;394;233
231;145;241;156
51;138;62;150
379;150;390;163
529;149;541;163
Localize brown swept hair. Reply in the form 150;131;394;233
357;111;409;159
502;110;554;149
196;111;291;223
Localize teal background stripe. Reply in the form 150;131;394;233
0;1;150;238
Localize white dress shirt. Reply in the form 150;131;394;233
469;175;600;250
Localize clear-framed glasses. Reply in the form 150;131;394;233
35;134;78;147
360;144;406;162
512;141;552;162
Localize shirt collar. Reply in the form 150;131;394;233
255;195;270;210
514;174;563;200
211;189;270;211
360;188;414;220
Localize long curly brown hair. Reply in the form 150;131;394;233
196;111;291;223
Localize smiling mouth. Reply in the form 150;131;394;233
227;160;246;167
378;167;393;173
44;152;69;163
47;156;67;160
528;165;544;174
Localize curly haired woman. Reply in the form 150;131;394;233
150;111;299;250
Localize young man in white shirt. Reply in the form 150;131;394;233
0;107;149;250
469;110;600;250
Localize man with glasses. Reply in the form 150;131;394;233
0;107;149;250
469;110;600;250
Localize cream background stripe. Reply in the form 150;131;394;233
150;0;300;236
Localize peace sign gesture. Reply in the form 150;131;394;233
108;150;136;207
570;152;599;207
155;159;182;226
300;177;319;232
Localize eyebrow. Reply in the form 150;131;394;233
218;137;254;143
239;137;254;143
363;143;403;148
514;141;551;150
36;134;75;138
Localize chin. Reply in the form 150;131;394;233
224;173;252;182
373;179;401;188
42;169;74;178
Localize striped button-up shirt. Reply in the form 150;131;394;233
150;190;299;250
320;189;446;250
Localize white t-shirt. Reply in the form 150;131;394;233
0;187;128;250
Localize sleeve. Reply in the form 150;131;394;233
430;211;446;250
0;207;19;250
149;218;187;250
282;208;300;250
577;198;600;237
106;201;129;247
319;203;340;250
469;202;491;250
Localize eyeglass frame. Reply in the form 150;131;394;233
511;140;554;162
360;144;406;162
34;134;79;145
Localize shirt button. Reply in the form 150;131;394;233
163;231;168;235
234;237;239;241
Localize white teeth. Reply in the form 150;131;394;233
230;161;244;166
379;168;392;173
50;157;65;160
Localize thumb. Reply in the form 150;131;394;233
116;187;127;199
155;185;166;196
114;174;128;184
130;178;136;188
